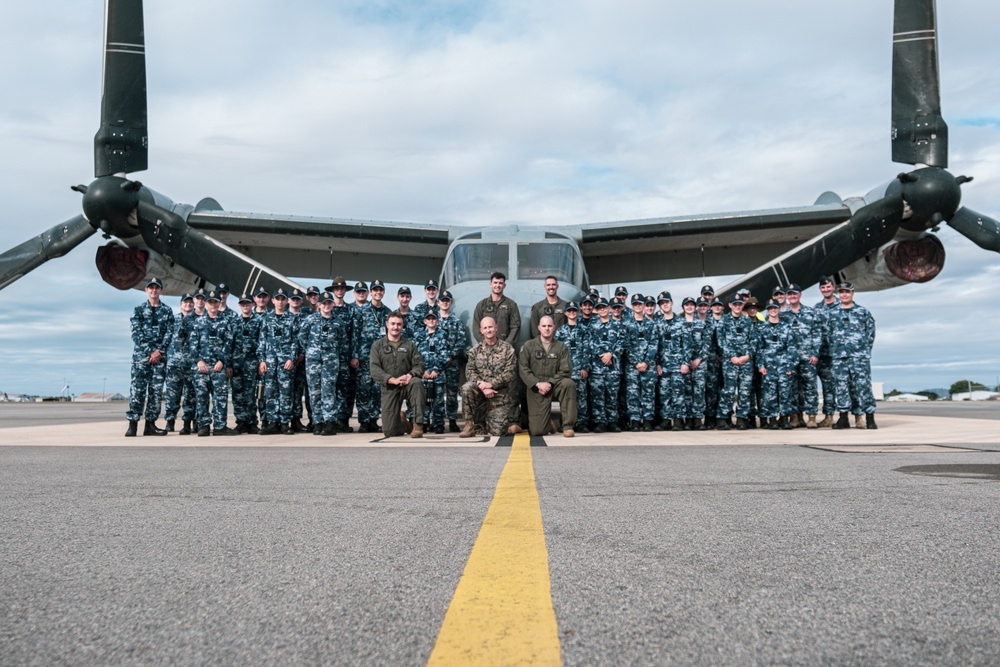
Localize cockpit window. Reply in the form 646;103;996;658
517;242;580;284
443;243;509;286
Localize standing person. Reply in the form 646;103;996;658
412;279;441;320
344;281;370;428
192;288;207;317
622;294;658;431
654;292;691;431
414;311;449;433
756;299;799;429
555;301;591;433
190;291;238;436
588;298;624;433
125;277;174;437
370;311;426;438
437;290;464;432
258;288;300;435
529;275;568;337
784;284;822;428
287;289;311;432
304;285;321;315
325;277;356;433
680;296;710;430
162;293;196;435
472;271;521;346
519;315;577;437
813;276;840;427
353;279;390;433
231;292;264;434
252;287;270;315
460;317;519;437
715;294;756;430
298;291;343;436
827;282;878;430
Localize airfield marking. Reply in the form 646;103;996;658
427;432;561;666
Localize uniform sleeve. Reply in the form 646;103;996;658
369;342;391;387
505;299;521;346
472;300;485;343
492;344;517;390
518;343;540;388
409;345;426;379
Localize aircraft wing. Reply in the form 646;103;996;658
576;200;852;284
187;208;452;285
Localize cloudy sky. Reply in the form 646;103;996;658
1;0;998;397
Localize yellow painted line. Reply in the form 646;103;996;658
427;432;561;666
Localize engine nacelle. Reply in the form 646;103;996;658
839;234;945;291
96;242;202;295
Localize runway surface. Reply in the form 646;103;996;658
1;406;998;665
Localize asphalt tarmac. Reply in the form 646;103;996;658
1;407;998;666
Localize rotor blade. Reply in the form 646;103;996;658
135;201;303;296
0;216;96;290
947;206;1000;253
716;193;905;302
891;0;947;167
94;0;148;177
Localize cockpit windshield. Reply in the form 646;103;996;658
443;243;509;285
443;240;583;287
516;242;580;284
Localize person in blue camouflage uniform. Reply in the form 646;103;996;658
703;295;726;428
258;288;300;435
555;301;591;433
680;296;711;430
827;282;878;430
783;284;822;428
297;291;343;436
323;277;356;433
756;299;799;429
352;279;390;433
742;296;764;428
345;281;370;429
413;310;450;433
654;292;691;431
287;289;312;432
611;292;630;429
714;294;756;429
190;291;238;436
588;298;624;433
230;293;263;434
126;277;175;437
436;290;465;432
622;294;658;431
163;293;196;435
813;276;840;427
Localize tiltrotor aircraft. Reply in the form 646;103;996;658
1;0;997;341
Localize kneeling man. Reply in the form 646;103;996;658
370;311;426;438
519;316;577;437
460;317;519;437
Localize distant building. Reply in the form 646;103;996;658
885;393;929;402
74;392;127;403
950;390;1000;401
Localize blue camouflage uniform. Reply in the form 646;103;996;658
755;316;799;419
231;311;263;429
655;315;692;424
814;298;840;416
127;300;175;422
680;314;711;422
163;309;196;425
259;309;300;426
353;302;390;426
189;311;233;430
715;311;757;421
826;302;877;415
298;309;344;428
437;311;466;422
588;317;624;428
622;315;659;424
413;325;450;429
555;317;591;431
785;304;822;415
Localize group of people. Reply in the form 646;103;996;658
125;270;877;439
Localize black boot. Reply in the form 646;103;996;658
449;419;460;433
747;417;757;429
716;419;731;431
312;422;325;436
125;420;138;437
691;418;704;431
832;412;851;429
767;417;779;430
259;422;280;435
630;420;641;432
321;422;338;436
178;419;192;436
671;419;684;431
610;422;622;433
866;413;878;430
780;416;793;430
280;422;296;435
197;425;211;437
292;417;309;433
339;420;354;433
165;419;175;432
656;419;671;431
642;420;653;432
736;417;747;430
705;416;716;430
144;420;167;436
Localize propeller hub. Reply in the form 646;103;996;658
898;167;962;232
81;176;141;239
